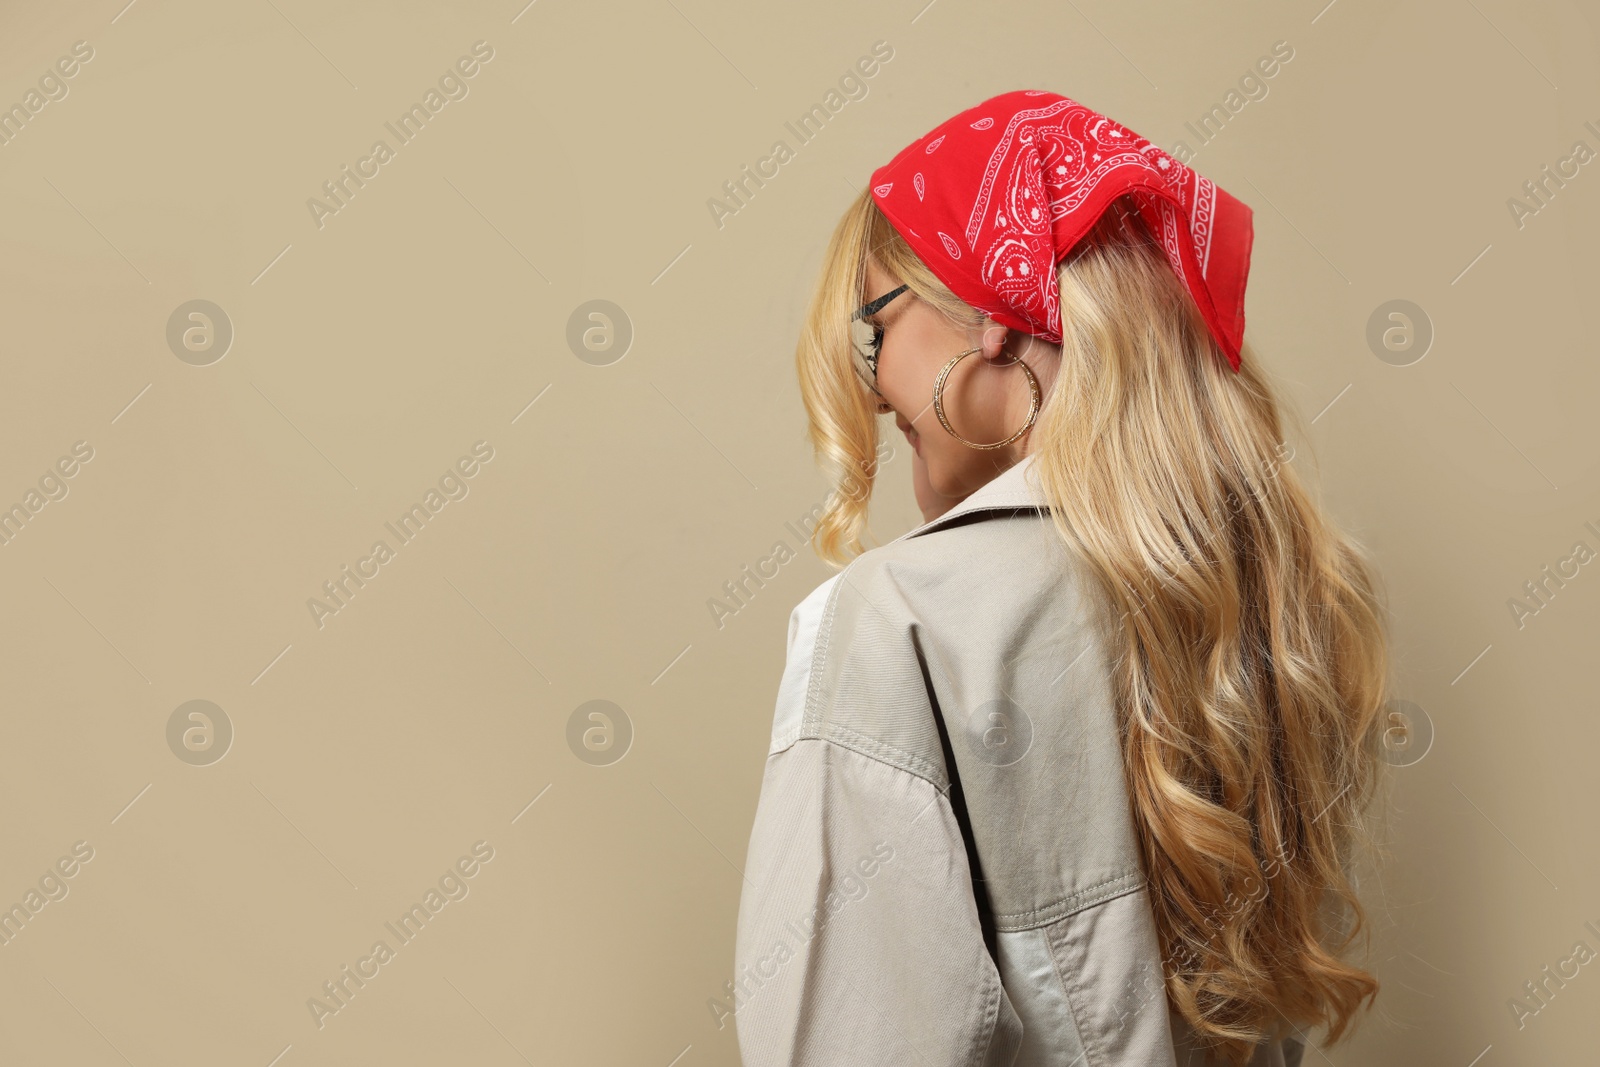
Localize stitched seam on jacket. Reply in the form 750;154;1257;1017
777;726;947;793
1040;924;1097;1067
992;871;1146;932
969;954;1003;1067
800;564;847;734
767;725;802;756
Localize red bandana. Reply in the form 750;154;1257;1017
869;89;1253;371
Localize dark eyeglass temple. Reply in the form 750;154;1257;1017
852;283;909;321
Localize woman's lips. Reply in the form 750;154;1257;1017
902;423;920;455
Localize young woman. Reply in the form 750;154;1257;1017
732;90;1392;1067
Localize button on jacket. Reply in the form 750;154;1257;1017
733;452;1305;1067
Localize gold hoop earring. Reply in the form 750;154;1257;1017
931;348;1041;450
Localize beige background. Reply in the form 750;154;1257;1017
0;0;1597;1063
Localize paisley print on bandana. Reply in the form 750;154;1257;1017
868;89;1253;371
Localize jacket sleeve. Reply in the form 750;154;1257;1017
731;574;1024;1066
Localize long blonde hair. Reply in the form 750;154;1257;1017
796;188;1391;1064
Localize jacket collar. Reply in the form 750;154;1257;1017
895;450;1048;542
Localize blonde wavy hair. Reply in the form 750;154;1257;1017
796;188;1391;1064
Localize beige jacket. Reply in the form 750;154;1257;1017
733;452;1305;1067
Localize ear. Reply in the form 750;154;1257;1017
979;319;1009;363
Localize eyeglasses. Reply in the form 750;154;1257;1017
848;283;909;394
